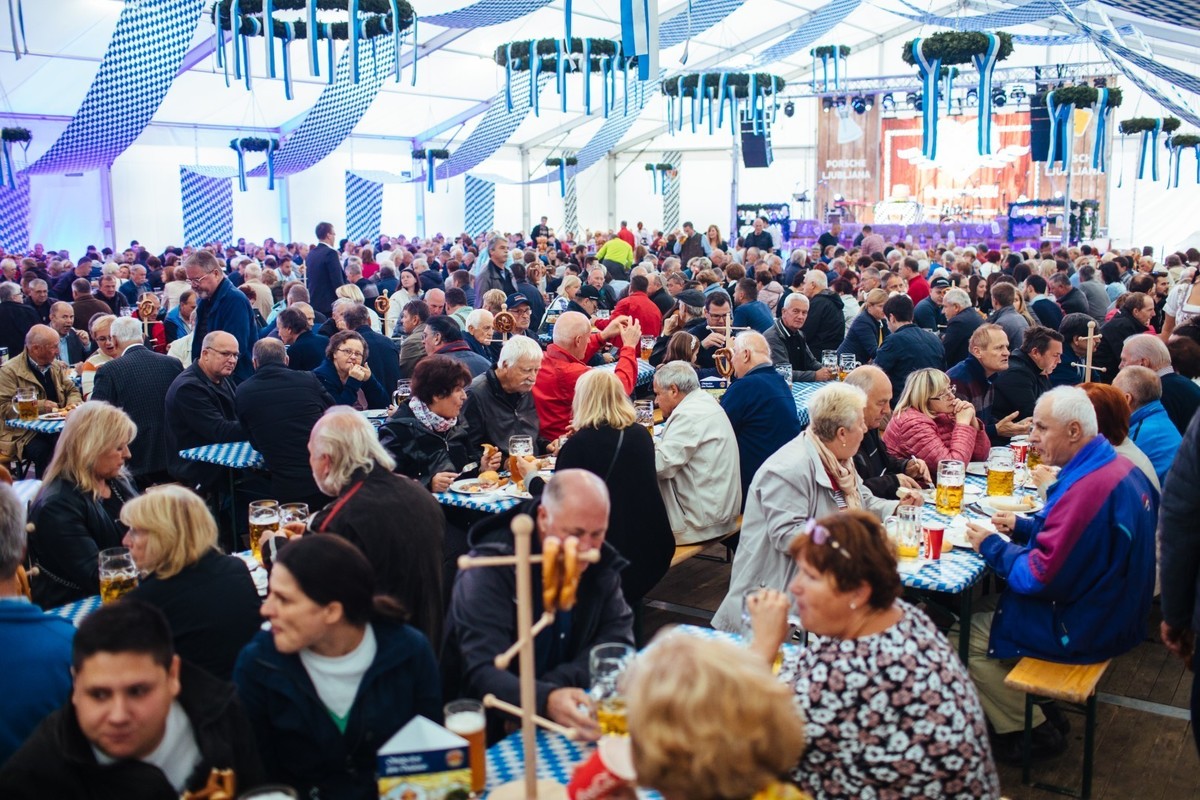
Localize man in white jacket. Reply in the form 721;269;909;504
653;361;742;545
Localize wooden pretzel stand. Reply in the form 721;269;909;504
494;303;517;344
374;291;391;337
182;768;235;799
137;296;157;340
457;514;600;800
1077;320;1104;382
712;316;735;380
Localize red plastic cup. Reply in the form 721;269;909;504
567;736;635;800
925;524;945;560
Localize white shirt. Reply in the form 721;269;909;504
93;701;202;793
299;624;377;721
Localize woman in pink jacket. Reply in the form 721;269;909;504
882;367;991;475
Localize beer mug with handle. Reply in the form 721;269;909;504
13;387;38;421
884;505;922;559
590;643;635;736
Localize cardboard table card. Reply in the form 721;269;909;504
377;715;472;800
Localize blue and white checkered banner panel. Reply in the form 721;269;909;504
28;0;206;175
885;0;1087;30
563;170;579;236
180;167;234;247
346;172;384;241
662;149;681;232
0;173;30;252
1095;0;1200;31
422;0;554;27
756;0;861;68
659;0;744;50
463;175;495;237
249;39;396;178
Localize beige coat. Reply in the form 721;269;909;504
0;352;82;457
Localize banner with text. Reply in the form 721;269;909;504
815;101;881;225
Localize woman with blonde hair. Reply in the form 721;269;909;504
481;288;507;315
705;223;726;253
121;485;261;680
626;632;807;800
540;274;581;330
79;313;118;398
28;402;139;608
882;367;990;475
335;282;382;331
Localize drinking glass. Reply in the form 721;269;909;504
884;505;923;559
12;386;37;421
986;447;1016;497
821;350;838;374
740;587;800;674
634;399;655;435
393;379;412;406
99;547;139;603
774;363;793;386
839;353;856;381
279;503;309;537
639;335;655;361
508;435;534;481
444;699;487;795
248;500;280;564
935;459;966;516
589;643;634;736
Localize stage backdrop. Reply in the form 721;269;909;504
815;100;882;225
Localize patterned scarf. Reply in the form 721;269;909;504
807;429;863;511
409;397;457;433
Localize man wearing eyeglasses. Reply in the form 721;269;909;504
164;331;247;495
184;250;258;383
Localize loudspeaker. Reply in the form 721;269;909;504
1029;102;1051;163
740;112;773;168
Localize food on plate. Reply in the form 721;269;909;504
988;495;1037;512
542;535;562;609
476;470;500;490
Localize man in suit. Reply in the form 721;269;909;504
24;279;52;325
344;303;400;395
276;306;329;372
235;338;333;509
90;317;184;487
306;222;345;317
0;325;82;475
47;302;87;367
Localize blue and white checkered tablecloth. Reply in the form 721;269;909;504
791;381;824;428
895;474;997;594
597;358;655;389
179;441;264;470
435;491;522;515
5;418;65;435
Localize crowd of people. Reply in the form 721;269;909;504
0;221;1198;798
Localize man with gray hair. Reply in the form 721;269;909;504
0;281;39;359
1112;364;1180;485
963;385;1157;762
940;286;983;367
654;360;742;544
0;482;75;764
800;269;845;355
0;324;82;474
844;364;930;498
474;235;517;306
722;331;801;502
464;335;545;458
764;293;834;382
92;316;184;485
24;278;51;325
1119;332;1200;433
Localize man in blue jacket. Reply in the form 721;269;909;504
185;250;258;383
1114;365;1181;486
965;386;1157;762
722;331;801;505
872;293;944;406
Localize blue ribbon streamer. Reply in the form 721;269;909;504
556;40;566;112
651;167;658;194
621;53;629;116
230;0;242;82
680;0;692;65
602;56;611;118
409;13;418;87
281;23;294;100
811;51;817;92
7;0;26;60
583;39;592;115
833;50;841;90
1;141;14;190
943;71;953;115
241;17;256;90
505;43;514;112
750;73;759;135
558;162;566;196
264;0;276;77
821;54;829;92
1046;92;1074;171
215;19;229;87
531;40;541;116
235;140;247;192
349;0;360;83
910;40;940;161
389;0;403;82
1092;88;1109;171
307;0;319;76
717;73;729;129
324;23;334;85
267;146;276;190
565;0;572;42
971;33;1001;155
1170;145;1181;189
427;152;436;192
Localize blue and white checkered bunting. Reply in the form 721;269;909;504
661;149;681;231
659;0;745;49
755;0;861;67
180;167;235;247
464;175;496;237
0;172;30;251
1097;0;1200;30
562;170;579;236
28;0;206;175
887;0;1087;30
346;172;384;241
423;0;555;27
431;72;549;184
435;491;522;514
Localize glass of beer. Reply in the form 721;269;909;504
590;643;634;736
1027;446;1042;471
839;353;855;381
393;379;412;406
98;547;138;603
12;387;38;421
884;505;923;559
821;350;838;376
444;699;487;795
935;459;966;516
248;500;280;564
508;435;534;482
639;335;655;361
774;363;793;386
634;399;655;435
279;503;309;537
986;447;1016;496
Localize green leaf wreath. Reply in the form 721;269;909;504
211;0;414;40
660;72;786;99
901;31;1014;67
1119;117;1181;135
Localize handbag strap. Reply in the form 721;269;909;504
601;428;626;484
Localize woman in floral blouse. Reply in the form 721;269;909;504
748;511;1000;799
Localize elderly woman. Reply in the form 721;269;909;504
121;485;260;680
28;402;139;608
540;274;581;330
625;632;808;800
481;288;508;316
379;354;499;491
234;535;441;798
883;367;991;475
748;511;999;797
313;329;388;410
713;383;917;631
1079;382;1160;490
79;313;118;399
838;287;888;364
335;282;382;331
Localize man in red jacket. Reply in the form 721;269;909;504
616;220;636;249
606;274;663;337
533;311;642;440
903;257;930;305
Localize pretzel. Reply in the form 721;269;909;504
713;347;734;379
542;536;562;610
137;296;157;321
559;536;581;610
374;290;391;318
494;304;516;335
183;768;236;800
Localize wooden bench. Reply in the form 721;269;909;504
1004;657;1111;799
642;520;742;627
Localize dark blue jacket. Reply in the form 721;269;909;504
0;600;73;765
286;329;329;372
190;276;259;382
305;243;345;317
313;358;389;410
733;300;775;333
1160;371;1200;434
837;308;885;364
355;325;401;399
873;323;945;405
1160;410;1200;634
721;364;801;502
941;308;983;369
234;620;442;799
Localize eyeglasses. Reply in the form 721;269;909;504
804;518;850;559
336;348;364;358
205;347;239;360
187;270;218;287
932;390;957;402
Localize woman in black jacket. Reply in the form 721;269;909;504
121;485;262;681
29;401;139;609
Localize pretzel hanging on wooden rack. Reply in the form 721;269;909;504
182;768;236;800
137;296;157;340
374;290;391;337
713;314;735;380
493;302;517;340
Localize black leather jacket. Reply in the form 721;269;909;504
378;403;475;488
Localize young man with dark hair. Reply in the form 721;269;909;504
873;293;945;406
0;600;263;796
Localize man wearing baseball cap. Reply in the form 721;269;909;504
570;285;603;320
504;293;537;340
913;276;950;333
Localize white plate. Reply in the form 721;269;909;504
37;412;68;421
945;517;1009;549
921;484;982;505
966;461;988;476
448;478;501;496
975;495;1043;516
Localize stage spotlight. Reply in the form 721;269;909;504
851;95;867;114
880;93;896;112
821;97;834;112
784;101;795;117
965;88;978;107
905;91;919;108
1009;84;1027;102
991;87;1007;107
912;93;924;112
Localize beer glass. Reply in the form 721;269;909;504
986;447;1015;496
0;346;8;365
634;399;654;435
393;379;412;406
12;386;37;421
444;699;487;795
99;547;138;603
935;460;966;516
279;503;309;537
248;500;280;564
740;587;789;674
884;505;922;559
589;643;634;736
508;435;534;481
821;350;838;375
839;353;855;381
774;363;793;386
639;335;655;361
